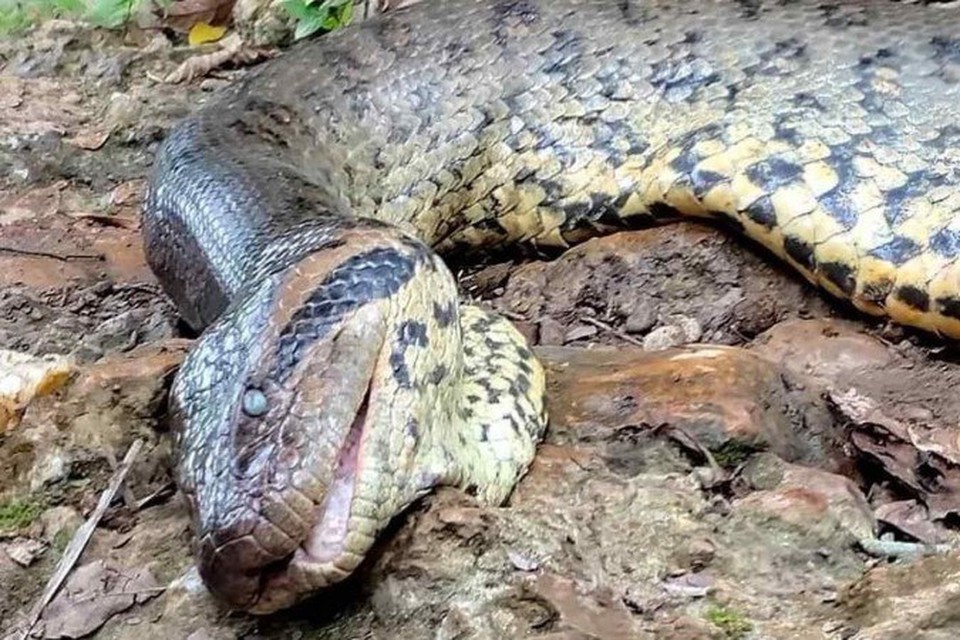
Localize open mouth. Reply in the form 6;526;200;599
300;385;369;565
245;382;372;613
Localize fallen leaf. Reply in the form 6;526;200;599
874;500;946;545
40;559;160;638
830;389;960;527
0;349;74;433
188;21;228;46
164;33;274;83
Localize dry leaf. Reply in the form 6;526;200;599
830;389;960;525
188;21;228;46
0;349;74;433
164;33;273;83
40;560;160;639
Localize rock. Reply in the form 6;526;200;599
623;301;658;334
752;319;892;385
836;552;960;639
2;537;45;566
40;560;159;639
643;315;703;351
735;454;876;542
537;345;842;470
525;572;643;640
497;226;833;348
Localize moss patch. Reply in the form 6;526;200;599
0;498;44;534
706;604;753;640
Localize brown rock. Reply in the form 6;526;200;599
496;225;833;348
537;345;841;470
735;454;876;541
837;552;960;639
752;318;892;384
524;573;644;640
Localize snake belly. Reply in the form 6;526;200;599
143;0;960;614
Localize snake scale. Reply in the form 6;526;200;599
144;0;960;613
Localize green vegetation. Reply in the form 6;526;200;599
706;604;753;640
85;0;143;28
711;440;758;469
0;0;354;37
283;0;353;39
0;0;84;33
0;497;44;534
0;0;143;34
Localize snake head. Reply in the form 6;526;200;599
170;231;459;613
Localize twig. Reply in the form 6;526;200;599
578;316;645;348
18;439;144;640
0;246;104;262
135;481;175;511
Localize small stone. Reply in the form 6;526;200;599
901;406;933;423
643;315;702;351
2;537;46;566
538;317;566;346
624;303;657;334
643;325;687;351
507;549;541;572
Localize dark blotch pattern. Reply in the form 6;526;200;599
272;246;425;382
896;285;930;311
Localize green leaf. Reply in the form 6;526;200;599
293;13;325;39
87;0;140;28
282;0;314;21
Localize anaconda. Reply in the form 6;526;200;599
143;0;960;614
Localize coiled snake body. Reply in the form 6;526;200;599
144;0;960;613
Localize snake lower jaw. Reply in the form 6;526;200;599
195;383;379;614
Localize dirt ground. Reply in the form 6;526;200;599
4;15;960;640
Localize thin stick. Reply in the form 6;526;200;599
0;246;103;262
578;316;645;348
18;439;144;640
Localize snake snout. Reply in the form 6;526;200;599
173;232;446;611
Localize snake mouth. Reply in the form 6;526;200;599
246;382;373;614
194;371;375;614
298;383;369;566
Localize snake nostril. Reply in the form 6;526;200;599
242;388;269;417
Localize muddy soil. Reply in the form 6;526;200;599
3;16;960;640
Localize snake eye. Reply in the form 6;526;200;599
241;388;268;417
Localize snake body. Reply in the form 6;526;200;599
144;0;960;613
